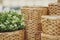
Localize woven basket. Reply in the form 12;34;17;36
21;6;48;30
21;6;48;40
41;33;60;40
48;3;60;15
41;16;60;36
21;6;48;23
0;29;25;40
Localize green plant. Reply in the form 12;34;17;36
0;11;25;32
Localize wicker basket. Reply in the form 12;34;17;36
21;6;48;23
0;29;25;40
21;6;48;30
41;16;60;36
48;3;60;15
41;33;60;40
21;6;48;40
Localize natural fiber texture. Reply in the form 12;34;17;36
41;16;60;36
49;3;60;15
21;6;48;40
25;20;41;40
0;29;25;40
41;33;60;40
21;6;48;23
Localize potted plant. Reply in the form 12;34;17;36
0;10;25;40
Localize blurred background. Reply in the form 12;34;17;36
0;0;57;12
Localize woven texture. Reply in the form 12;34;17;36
41;16;60;36
41;33;60;40
0;30;24;40
21;6;48;40
49;3;60;15
21;6;48;23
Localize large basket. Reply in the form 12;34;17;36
41;33;60;40
48;3;60;15
21;6;48;30
21;6;48;40
0;29;25;40
41;16;60;36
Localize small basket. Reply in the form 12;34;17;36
41;16;60;36
48;3;60;15
0;29;25;40
41;33;60;40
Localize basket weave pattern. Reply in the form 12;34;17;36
0;30;24;40
22;8;40;40
49;3;60;15
41;16;60;36
21;6;48;23
41;33;60;40
21;6;48;40
26;20;40;40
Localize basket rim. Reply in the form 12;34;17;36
0;29;24;33
21;6;48;9
41;33;60;38
41;15;60;19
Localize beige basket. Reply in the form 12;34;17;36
0;29;25;40
41;33;60;40
21;6;48;40
41;16;60;36
48;3;60;15
21;6;48;23
21;6;48;30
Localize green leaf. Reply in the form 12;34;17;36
0;10;25;32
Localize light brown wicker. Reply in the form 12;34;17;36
41;33;60;40
0;29;25;40
21;6;48;23
48;3;60;15
26;20;41;40
21;6;48;40
41;16;60;36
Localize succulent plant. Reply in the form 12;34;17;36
0;10;25;32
